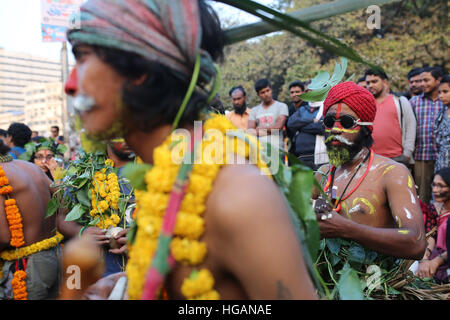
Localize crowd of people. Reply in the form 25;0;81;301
0;0;448;301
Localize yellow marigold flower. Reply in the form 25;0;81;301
180;193;205;216
170;237;207;265
181;269;215;298
100;168;107;174
105;159;115;167
203;114;235;134
174;212;204;240
193;290;220;300
145;166;178;193
139;215;163;238
110;214;121;225
139;192;169;217
89;209;98;217
98;200;109;212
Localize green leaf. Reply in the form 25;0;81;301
326;238;342;256
76;189;91;207
121;163;153;191
337;263;364;300
88;216;100;226
127;218;137;245
45;198;59;218
65;204;86;222
329;253;342;267
348;244;366;264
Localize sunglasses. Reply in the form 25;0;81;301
323;114;373;129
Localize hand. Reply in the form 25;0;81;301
109;228;129;254
82;272;127;300
316;210;349;239
313;118;319;123
45;158;58;174
82;227;109;246
417;258;440;279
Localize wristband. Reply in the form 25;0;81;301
79;226;87;238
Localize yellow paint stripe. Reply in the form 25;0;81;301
341;201;351;220
325;128;360;134
382;165;395;176
353;197;375;215
398;230;409;235
408;176;413;189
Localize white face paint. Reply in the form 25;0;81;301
408;189;416;204
333;135;354;146
349;204;361;214
404;208;413;220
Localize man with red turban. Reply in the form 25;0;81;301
313;81;426;260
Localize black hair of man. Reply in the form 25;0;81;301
357;76;366;83
7;122;32;148
0;139;10;156
51;125;60;132
288;80;305;91
440;74;450;85
0;129;7;137
229;85;246;97
79;0;225;132
407;68;423;80
254;78;271;94
421;66;444;80
364;68;389;81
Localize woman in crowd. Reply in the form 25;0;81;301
417;167;450;284
20;137;66;181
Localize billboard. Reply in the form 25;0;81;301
41;0;82;42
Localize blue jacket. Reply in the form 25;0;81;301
287;104;324;157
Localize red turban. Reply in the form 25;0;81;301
323;81;377;132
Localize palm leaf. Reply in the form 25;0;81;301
217;0;386;72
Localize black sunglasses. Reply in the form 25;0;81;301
323;114;372;129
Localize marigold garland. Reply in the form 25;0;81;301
0;162;64;300
89;159;121;229
126;115;271;300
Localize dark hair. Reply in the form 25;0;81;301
407;68;423;80
85;0;225;131
0;129;7;137
32;136;46;143
421;66;444;80
288;80;305;91
7;122;32;148
254;78;271;94
365;69;389;81
209;94;225;114
229;85;246;97
361;126;374;149
357;77;366;83
439;74;450;85
0;139;10;155
435;167;450;187
51;126;59;132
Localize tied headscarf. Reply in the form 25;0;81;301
323;81;377;132
67;0;216;85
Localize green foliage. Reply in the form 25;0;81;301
217;0;448;108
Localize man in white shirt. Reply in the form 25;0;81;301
248;78;289;152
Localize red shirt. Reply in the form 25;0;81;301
372;95;403;158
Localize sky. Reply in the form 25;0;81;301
0;0;275;62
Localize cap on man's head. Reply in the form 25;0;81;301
323;81;377;132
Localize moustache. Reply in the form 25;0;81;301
325;135;354;146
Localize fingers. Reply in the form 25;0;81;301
115;229;129;239
109;245;127;255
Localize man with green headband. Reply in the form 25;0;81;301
64;0;316;300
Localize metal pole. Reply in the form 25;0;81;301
60;41;71;156
223;0;401;44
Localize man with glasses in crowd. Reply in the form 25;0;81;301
313;81;426;260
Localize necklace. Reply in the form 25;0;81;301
324;149;373;212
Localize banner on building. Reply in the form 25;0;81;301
41;0;82;42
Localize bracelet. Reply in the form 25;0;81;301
78;226;87;238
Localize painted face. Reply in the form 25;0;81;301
438;83;450;106
108;139;135;160
34;149;54;172
432;174;449;202
324;103;366;166
257;86;273;105
67;45;126;136
289;86;303;103
357;81;367;89
408;74;422;95
231;89;246;109
421;72;440;94
365;75;385;98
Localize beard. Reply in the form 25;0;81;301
325;131;366;167
109;143;136;161
233;103;247;115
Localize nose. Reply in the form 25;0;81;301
65;68;78;96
